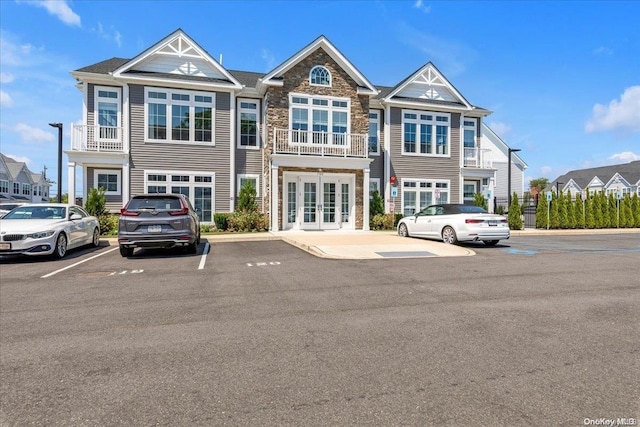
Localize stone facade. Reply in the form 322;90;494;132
262;47;370;229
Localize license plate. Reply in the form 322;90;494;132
488;220;497;226
148;225;162;233
0;242;10;250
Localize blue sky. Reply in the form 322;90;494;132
1;0;639;197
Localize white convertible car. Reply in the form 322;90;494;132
397;204;510;246
0;203;100;259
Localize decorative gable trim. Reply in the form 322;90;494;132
112;29;242;90
383;62;473;110
260;35;377;95
587;176;605;188
604;172;631;189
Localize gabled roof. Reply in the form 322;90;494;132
381;62;489;115
111;29;242;89
260;35;377;95
1;153;33;182
481;123;527;168
75;57;129;74
551;161;640;190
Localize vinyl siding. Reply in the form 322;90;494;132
493;161;524;199
369;110;385;194
388;107;461;212
87;166;123;212
128;85;232;212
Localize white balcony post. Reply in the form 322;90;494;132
363;168;370;231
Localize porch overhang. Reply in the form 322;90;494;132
65;150;128;166
270;154;373;170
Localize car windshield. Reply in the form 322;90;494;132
2;206;66;220
127;197;182;211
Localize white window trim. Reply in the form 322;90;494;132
0;179;8;193
94;169;122;196
143;87;216;146
463;118;477;148
369;178;380;199
369;111;380;156
22;183;31;195
13;182;20;194
288;92;351;140
309;65;332;87
237;174;260;197
94;85;122;130
237;98;260;150
401;109;451;157
400;178;451;215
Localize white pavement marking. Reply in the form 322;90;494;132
41;247;119;278
198;242;210;270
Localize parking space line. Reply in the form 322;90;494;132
41;247;119;278
198;242;210;270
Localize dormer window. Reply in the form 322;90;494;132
310;66;331;86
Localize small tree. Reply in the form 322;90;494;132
85;187;107;216
632;193;640;227
536;192;548;229
236;180;258;213
607;193;617;228
369;190;385;218
574;193;585;229
585;190;595;229
549;192;560;229
508;192;523;230
529;177;550;195
473;192;488;211
565;191;576;229
621;195;633;228
558;190;568;228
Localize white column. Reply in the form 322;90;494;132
67;162;76;205
271;164;279;231
384;105;391;213
122;157;130;208
363;168;370;231
229;91;236;212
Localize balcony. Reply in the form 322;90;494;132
71;125;124;152
273;129;368;158
463;148;492;168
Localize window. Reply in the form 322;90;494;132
95;86;121;139
401;179;450;216
463;120;476;149
463;180;478;204
237;174;260;197
13;183;20;194
238;99;260;148
144;171;215;223
289;94;350;144
310;66;331;86
145;88;215;144
0;180;8;193
402;110;450;156
369;111;380;155
22;183;31;195
94;169;121;195
369;178;380;199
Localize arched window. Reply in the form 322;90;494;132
310;66;331;86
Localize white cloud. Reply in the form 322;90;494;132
261;49;276;71
487;121;511;137
585;86;640;134
5;154;31;165
12;123;55;143
608;151;640;162
93;22;122;48
414;0;431;13
0;91;13;107
0;72;15;84
20;0;81;27
593;46;613;56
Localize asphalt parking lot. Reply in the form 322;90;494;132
1;234;638;426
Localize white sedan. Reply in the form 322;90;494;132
397;204;510;245
0;203;100;259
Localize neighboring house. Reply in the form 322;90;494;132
67;29;525;230
0;153;50;202
550;161;640;198
480;123;528;200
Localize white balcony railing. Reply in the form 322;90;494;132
463;147;492;168
71;125;124;152
273;129;368;158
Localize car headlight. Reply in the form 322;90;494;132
26;230;56;239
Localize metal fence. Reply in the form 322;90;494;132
494;195;538;229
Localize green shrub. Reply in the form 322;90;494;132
369;190;384;218
237;181;258;213
98;213;119;235
214;213;232;231
85;187;107;216
370;213;396;230
473;192;488;211
496;205;505;216
574;193;585;229
200;224;213;233
226;211;269;232
508;192;523;230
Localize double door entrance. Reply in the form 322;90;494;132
283;173;355;230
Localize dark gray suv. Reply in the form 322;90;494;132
117;194;201;257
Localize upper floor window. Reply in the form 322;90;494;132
289;94;350;144
145;88;215;144
0;179;8;193
310;66;331;87
238;99;260;149
463;119;476;148
22;183;31;195
402;110;450;156
13;182;20;194
369;111;380;155
95;86;121;139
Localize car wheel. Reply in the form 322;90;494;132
91;227;100;247
119;245;133;257
52;233;68;259
398;223;410;237
483;240;499;246
196;230;201;245
441;226;458;244
186;241;198;254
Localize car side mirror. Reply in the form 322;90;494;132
70;213;82;220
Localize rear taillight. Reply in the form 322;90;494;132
120;208;140;216
168;207;189;216
465;219;484;224
500;219;508;223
